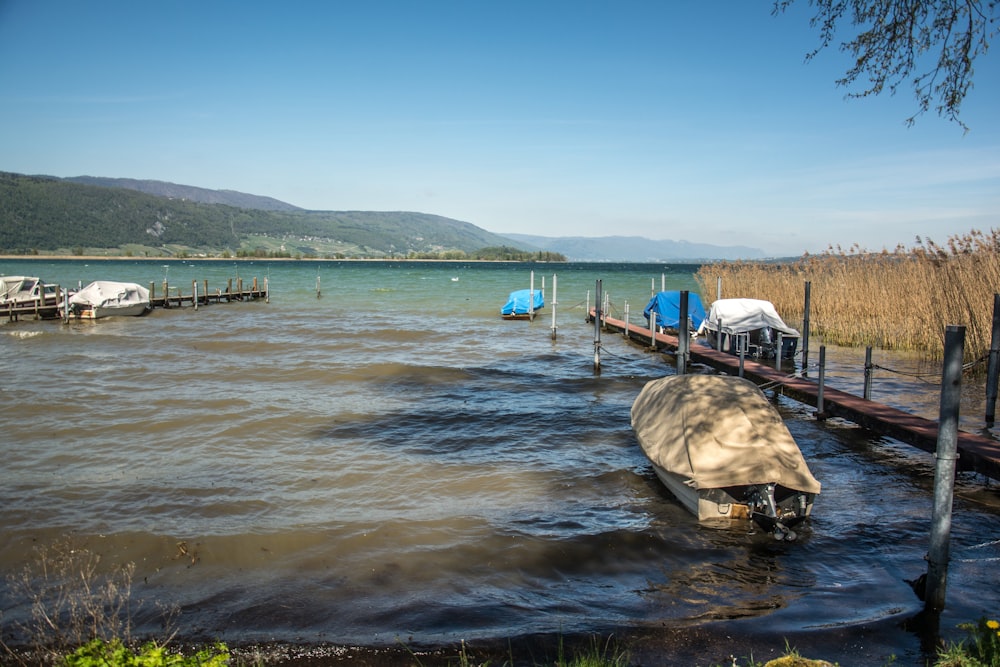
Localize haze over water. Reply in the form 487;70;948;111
1;259;998;665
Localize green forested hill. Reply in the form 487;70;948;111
0;171;542;259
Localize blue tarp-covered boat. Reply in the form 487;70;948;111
501;289;543;320
643;290;706;331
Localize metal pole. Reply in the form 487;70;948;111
716;276;721;301
550;274;558;340
661;273;665;293
716;318;723;352
801;281;811;372
529;271;535;320
864;346;874;400
593;280;602;372
817;345;826;418
623;301;629;338
678;290;689;375
986;294;1000;426
649;310;657;352
775;332;783;369
925;325;965;613
739;346;745;378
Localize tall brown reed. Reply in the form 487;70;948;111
694;229;1000;363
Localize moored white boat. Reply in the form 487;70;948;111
697;298;800;359
630;373;820;540
0;275;59;307
69;281;151;319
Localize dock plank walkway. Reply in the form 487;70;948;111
597;311;1000;482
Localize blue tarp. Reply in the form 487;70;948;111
643;291;706;330
501;289;544;316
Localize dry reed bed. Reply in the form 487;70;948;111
694;229;1000;363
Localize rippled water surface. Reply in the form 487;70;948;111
2;259;998;664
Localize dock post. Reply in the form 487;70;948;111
661;273;665;293
149;282;155;304
678;290;690;375
63;288;69;323
193;281;198;311
204;280;208;305
650;278;655;298
593;280;602;372
864;346;874;400
716;276;722;301
775;332;783;369
925;324;965;612
801;281;811;373
739;346;745;377
623;301;629;339
816;345;827;418
162;281;169;308
649;310;657;352
227;278;233;302
529;271;535;320
985;294;1000;426
550;274;558;340
265;277;269;303
316;274;321;298
716;318;723;352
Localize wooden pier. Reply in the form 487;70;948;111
4;278;267;322
596;310;1000;482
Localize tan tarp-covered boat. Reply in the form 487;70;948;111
631;374;820;539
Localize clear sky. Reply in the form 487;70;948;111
1;1;997;257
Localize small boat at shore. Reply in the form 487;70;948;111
697;298;800;360
69;281;151;319
630;373;820;540
501;288;543;320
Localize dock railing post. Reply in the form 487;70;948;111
193;280;198;311
925;324;965;613
801;281;811;373
593;279;602;372
986;294;1000;426
817;345;827;418
649;310;657;352
864;346;874;400
678;290;690;375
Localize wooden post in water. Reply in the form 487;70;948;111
149;282;155;303
986;294;1000;426
203;280;208;305
226;278;233;301
864;346;874;400
801;281;811;372
162;281;169;308
925;325;965;613
678;290;690;375
593;279;602;372
265;277;270;303
550;274;558;340
623;301;630;339
316;274;322;298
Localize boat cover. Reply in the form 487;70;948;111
501;289;543;316
697;298;800;337
70;281;150;308
643;290;706;330
0;276;40;302
630;374;820;494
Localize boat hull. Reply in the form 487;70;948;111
73;303;151;319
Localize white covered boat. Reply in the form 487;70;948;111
69;281;151;319
1;275;58;306
631;374;820;540
697;298;800;360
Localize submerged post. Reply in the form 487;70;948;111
550;274;558;340
593;280;602;372
864;346;874;400
986;294;1000;426
678;290;690;375
925;324;965;613
801;281;811;372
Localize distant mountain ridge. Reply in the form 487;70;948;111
502;234;766;261
63;175;303;212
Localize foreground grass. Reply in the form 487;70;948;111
694;228;1000;362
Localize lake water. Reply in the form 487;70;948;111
1;258;998;665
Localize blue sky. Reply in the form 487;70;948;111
1;1;997;257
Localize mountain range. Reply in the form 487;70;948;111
0;172;765;261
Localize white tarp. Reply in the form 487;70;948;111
70;280;150;308
630;374;821;494
697;298;800;337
